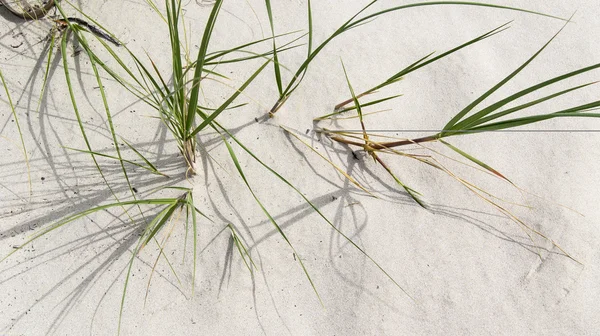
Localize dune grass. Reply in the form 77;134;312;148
1;0;599;333
0;69;31;195
1;0;421;331
265;0;568;116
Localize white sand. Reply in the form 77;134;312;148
1;1;599;335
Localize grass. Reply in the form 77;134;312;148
0;0;599;333
0;69;31;195
265;1;568;116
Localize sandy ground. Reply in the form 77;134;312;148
1;0;599;335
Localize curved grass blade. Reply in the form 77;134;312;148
335;21;511;110
453;67;600;131
264;0;283;95
320;95;402;120
439;139;510;182
64;147;167;177
1;198;179;263
223;138;323;306
464;82;599;129
228;223;257;274
204;30;303;64
468;107;600;133
307;0;313;57
341;60;425;207
121;138;167;177
188;60;270;137
214;123;415;301
443;15;573;132
186;0;223;135
281;126;376;197
271;1;565;115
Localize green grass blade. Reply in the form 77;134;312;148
207;118;413;300
189;192;199;295
452;64;600;130
341;60;425;207
322;94;403;120
223;138;323;306
307;0;313;57
281;126;376;196
340;60;368;143
0;69;31;195
64;147;166;176
350;2;565;30
228;223;257;273
465;82;598;129
443;16;573;131
264;0;283;96
376;154;426;208
121;138;167;177
336;22;511;110
204;30;302;63
36;31;57;114
189;60;269;137
59;32;122;204
1;198;178;263
140;203;179;248
186;0;224;135
468;104;600;133
272;1;564;114
118;202;175;335
387;22;510;81
440;139;510;182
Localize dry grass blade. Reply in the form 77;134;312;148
281;126;376;197
0;69;31;195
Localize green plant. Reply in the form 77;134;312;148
265;0;566;115
1;0;599;334
3;0;415;332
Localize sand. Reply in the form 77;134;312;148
1;1;599;335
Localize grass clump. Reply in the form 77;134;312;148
0;0;599;333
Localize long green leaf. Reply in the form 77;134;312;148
453;65;600;130
272;1;565;114
0;69;31;195
186;0;224;134
223;138;323;306
264;0;283;96
444;16;573;131
440;139;510;182
188;60;269;137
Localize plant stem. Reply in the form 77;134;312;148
269;94;289;117
334;89;377;111
328;133;440;150
183;138;197;175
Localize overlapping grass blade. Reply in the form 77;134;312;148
64;147;167;177
223;138;323;306
188;60;270;137
0;69;31;195
318;94;402;120
270;1;565;115
443;16;573;132
341;60;425;207
464;82;598;129
439;139;510;182
335;22;511;110
1;198;179;263
186;0;223;136
468;106;600;133
281;126;375;196
212;121;414;301
264;0;283;95
228;223;257;274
